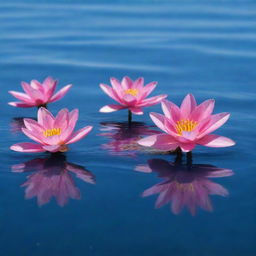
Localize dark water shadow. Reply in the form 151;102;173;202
11;154;95;207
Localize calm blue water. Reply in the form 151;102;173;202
0;1;256;255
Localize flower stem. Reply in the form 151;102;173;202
38;104;47;109
128;110;132;124
174;147;182;163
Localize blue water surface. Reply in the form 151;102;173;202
0;1;256;255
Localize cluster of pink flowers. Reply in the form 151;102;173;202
9;75;235;154
9;77;92;153
8;75;235;211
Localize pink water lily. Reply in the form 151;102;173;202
8;76;72;108
99;76;167;115
138;94;235;152
10;107;93;153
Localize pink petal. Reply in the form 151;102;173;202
8;102;35;108
121;76;133;89
179;142;196;152
69;108;79;122
99;104;125;113
129;107;143;115
42;145;62;152
60;109;79;141
37;107;55;128
110;77;122;91
139;81;157;100
54;108;69;130
66;126;93;144
30;80;43;90
99;83;121;103
43;77;57;98
24;118;44;132
20;81;44;102
133;77;144;89
197;134;235;147
43;76;56;88
8;91;32;102
49;84;72;103
150;112;168;133
21;81;34;98
22;128;45;144
181;131;198;141
138;94;167;107
164;118;180;137
161;100;181;123
180;94;197;119
10;143;45;153
123;94;137;105
138;134;178;151
197;115;211;132
190;99;215;121
27;82;45;101
198;112;230;138
110;77;123;99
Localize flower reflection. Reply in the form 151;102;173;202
135;158;233;215
10;117;35;134
99;121;160;156
12;154;95;206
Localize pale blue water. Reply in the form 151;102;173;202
0;1;256;255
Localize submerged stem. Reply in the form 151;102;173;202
174;148;193;166
186;151;193;166
128;110;132;124
174;147;182;163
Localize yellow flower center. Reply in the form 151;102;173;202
175;119;198;136
124;88;138;96
43;128;61;137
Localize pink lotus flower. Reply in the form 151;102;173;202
10;107;93;153
99;76;167;115
138;94;235;152
12;155;95;206
8;76;72;108
135;159;233;215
